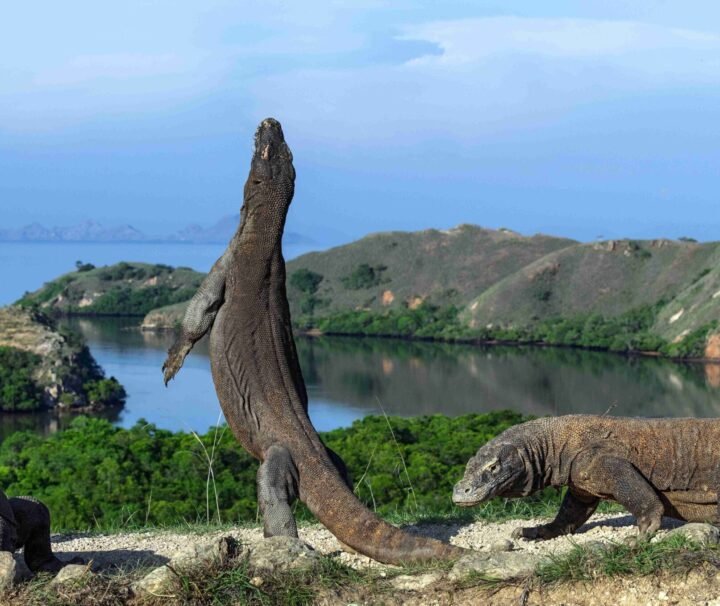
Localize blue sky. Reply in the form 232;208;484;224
2;1;720;244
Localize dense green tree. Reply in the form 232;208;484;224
289;269;323;295
0;347;42;411
341;264;387;290
0;411;532;530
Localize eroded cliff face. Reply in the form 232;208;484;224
0;306;120;409
705;330;720;361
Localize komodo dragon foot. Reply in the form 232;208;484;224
162;340;193;385
2;494;84;573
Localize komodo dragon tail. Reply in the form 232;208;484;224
299;460;468;565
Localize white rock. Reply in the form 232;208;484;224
0;553;32;591
666;523;720;546
449;551;541;581
132;565;177;597
248;536;320;573
50;564;93;586
170;535;240;567
391;572;442;591
134;535;240;596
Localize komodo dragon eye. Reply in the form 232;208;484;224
480;457;500;475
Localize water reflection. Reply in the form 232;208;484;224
0;407;122;442
2;318;719;440
295;337;720;419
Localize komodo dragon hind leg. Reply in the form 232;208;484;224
10;497;81;572
512;489;599;540
257;445;300;538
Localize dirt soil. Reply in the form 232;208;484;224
42;513;720;605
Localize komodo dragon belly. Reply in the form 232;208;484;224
659;490;718;523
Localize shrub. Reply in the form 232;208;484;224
290;269;323;295
0;412;531;530
341;264;387;290
83;378;126;406
0;347;42;411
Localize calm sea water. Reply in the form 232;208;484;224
2;317;719;440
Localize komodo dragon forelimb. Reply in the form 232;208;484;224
454;415;720;540
1;491;82;573
512;488;600;540
162;118;466;564
163;241;234;384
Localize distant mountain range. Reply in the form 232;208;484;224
0;216;313;245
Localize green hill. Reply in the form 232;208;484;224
140;225;574;330
17;226;720;359
285;224;575;318
464;239;719;330
18;261;205;316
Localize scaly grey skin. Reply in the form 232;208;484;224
453;415;720;540
163;118;466;565
0;490;82;573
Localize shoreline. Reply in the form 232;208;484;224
47;309;720;364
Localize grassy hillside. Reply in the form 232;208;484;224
285;224;575;319
18;226;720;359
463;239;719;329
18;261;205;316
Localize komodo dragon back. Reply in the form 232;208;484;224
163;118;467;564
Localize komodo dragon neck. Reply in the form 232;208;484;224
501;418;576;493
216;186;317;461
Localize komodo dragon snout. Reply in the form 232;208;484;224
453;442;526;506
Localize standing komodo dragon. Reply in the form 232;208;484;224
453;415;720;540
1;489;81;573
162;118;465;564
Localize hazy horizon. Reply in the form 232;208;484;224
2;2;719;244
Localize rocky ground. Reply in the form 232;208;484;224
6;514;706;605
50;512;658;571
1;514;718;604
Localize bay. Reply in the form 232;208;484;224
2;317;719;440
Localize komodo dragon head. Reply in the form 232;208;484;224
452;438;528;506
242;117;296;231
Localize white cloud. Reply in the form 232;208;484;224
402;17;720;65
245;16;720;149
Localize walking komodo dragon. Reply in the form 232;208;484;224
453;415;720;540
162;118;465;564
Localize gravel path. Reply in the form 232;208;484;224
49;513;684;572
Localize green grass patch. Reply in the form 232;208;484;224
535;535;719;585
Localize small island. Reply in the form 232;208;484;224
0;306;125;412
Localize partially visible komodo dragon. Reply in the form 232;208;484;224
162;118;466;565
1;489;81;573
453;415;720;540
